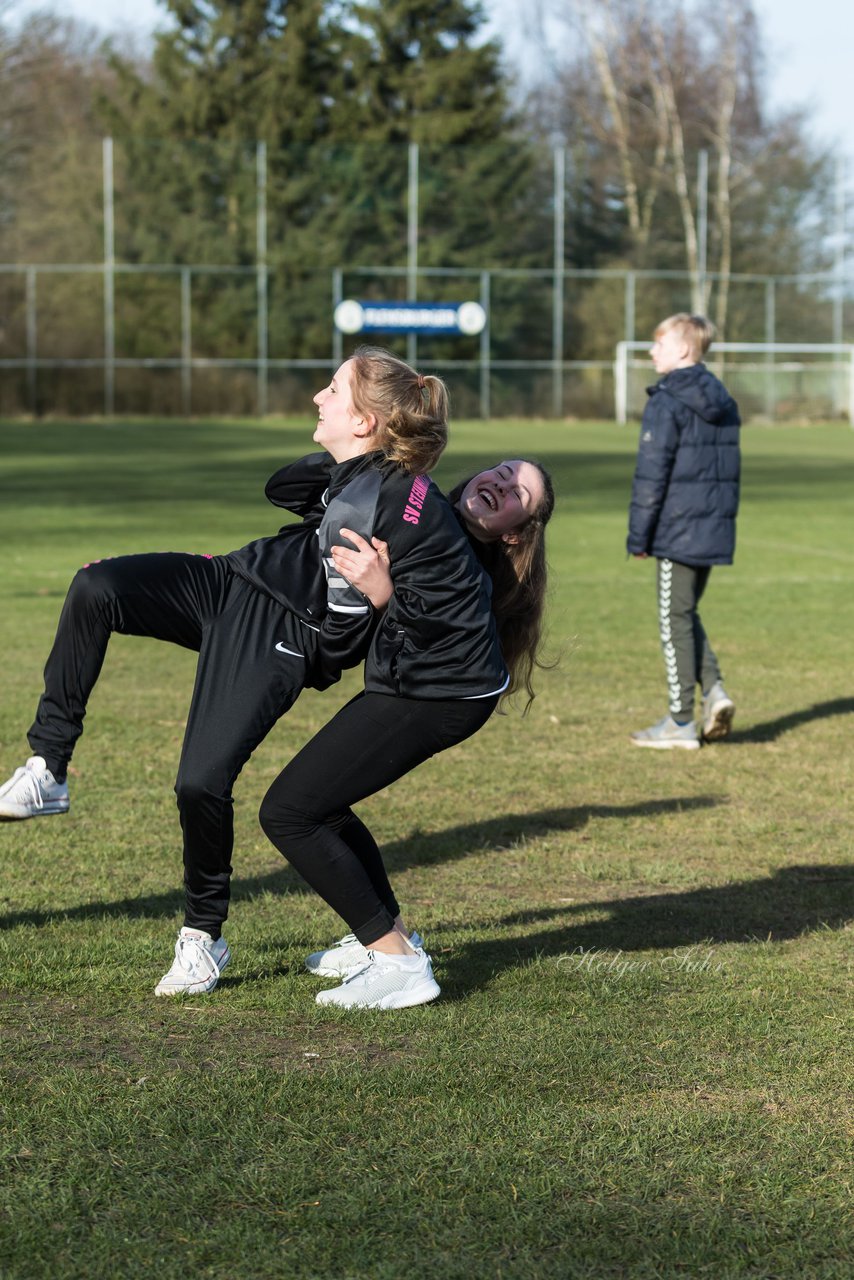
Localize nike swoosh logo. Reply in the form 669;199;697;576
275;642;304;657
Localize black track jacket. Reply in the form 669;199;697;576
226;450;335;624
226;451;508;700
316;452;508;700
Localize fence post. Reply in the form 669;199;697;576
624;271;636;343
479;269;491;420
764;278;776;420
332;267;343;367
26;267;37;415
181;268;192;416
552;144;565;418
407;142;419;367
103;137;115;416
256;141;268;416
833;155;846;346
833;157;846;415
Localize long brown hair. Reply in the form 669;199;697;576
450;461;555;711
349;345;449;474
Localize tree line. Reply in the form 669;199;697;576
0;0;842;413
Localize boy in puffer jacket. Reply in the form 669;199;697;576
627;313;740;749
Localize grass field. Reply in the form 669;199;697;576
1;416;852;1279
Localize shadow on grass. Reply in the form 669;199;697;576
380;794;723;872
729;697;854;744
444;864;854;997
0;795;722;931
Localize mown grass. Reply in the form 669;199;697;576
1;416;852;1279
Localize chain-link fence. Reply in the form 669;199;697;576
1;138;852;419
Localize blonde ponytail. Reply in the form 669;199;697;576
349;346;449;474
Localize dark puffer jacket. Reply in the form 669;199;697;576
627;362;741;566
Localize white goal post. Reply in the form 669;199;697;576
614;341;854;426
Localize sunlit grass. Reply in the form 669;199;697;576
1;417;852;1279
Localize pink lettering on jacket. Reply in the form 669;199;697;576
402;475;429;525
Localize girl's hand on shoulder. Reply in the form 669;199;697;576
331;529;393;609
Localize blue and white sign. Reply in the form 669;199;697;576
334;299;487;337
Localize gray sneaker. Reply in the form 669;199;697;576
0;756;69;820
702;683;735;741
630;716;700;750
306;930;424;978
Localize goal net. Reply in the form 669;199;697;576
614;341;854;425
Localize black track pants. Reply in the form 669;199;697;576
259;690;498;945
656;558;722;719
28;554;316;933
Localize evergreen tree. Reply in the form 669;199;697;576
98;0;545;367
100;1;352;263
311;1;547;368
344;0;510;144
138;0;352;143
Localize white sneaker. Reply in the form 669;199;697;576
315;947;440;1010
154;927;231;996
305;930;424;978
0;756;69;820
702;683;735;741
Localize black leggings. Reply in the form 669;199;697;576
28;554;315;934
259;690;498;945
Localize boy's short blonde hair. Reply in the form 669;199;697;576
655;313;716;362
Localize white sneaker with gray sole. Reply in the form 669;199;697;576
0;756;69;820
154;927;231;996
315;947;440;1010
702;684;735;741
630;716;700;750
305;930;424;978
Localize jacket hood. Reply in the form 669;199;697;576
648;363;738;425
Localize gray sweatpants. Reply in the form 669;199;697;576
656;558;722;720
